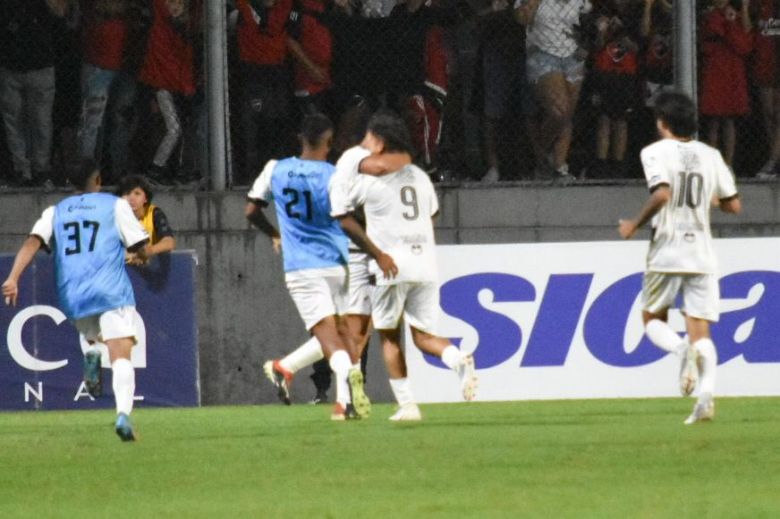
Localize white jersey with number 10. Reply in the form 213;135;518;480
350;164;439;285
641;138;738;274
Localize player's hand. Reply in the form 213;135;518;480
2;278;18;307
377;252;399;279
618;219;637;240
125;252;149;267
272;236;282;255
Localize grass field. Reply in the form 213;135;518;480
1;398;779;518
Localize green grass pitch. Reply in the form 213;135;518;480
1;398;779;518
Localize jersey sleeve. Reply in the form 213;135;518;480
640;145;670;191
152;207;175;239
714;152;738;200
30;206;55;250
115;198;149;249
247;160;277;203
329;147;370;217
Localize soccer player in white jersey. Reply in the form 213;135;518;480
618;92;742;424
338;111;479;415
246;114;371;420
2;161;151;440
261;128;415;417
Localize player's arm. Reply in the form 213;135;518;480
618;184;671;239
2;236;44;306
338;214;398;279
358;152;413;177
245;199;282;253
718;194;742;214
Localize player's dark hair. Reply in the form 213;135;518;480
367;109;415;155
654;92;698;138
68;159;100;191
300;113;334;147
117;175;154;203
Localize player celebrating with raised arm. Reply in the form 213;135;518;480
2;161;151;441
618;92;741;424
245;113;369;420
338;111;479;414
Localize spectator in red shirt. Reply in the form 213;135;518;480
231;0;294;185
588;0;641;178
751;0;780;177
286;0;336;121
699;0;753;166
77;0;141;181
138;0;198;183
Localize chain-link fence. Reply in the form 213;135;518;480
0;0;778;189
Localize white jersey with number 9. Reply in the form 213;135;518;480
349;164;439;285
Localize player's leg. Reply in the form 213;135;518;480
310;315;361;419
372;283;423;415
98;307;139;441
75;317;103;397
264;335;324;405
378;326;421;421
406;283;478;401
682;275;720;424
641;272;697;395
265;273;350;408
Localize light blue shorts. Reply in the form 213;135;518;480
526;47;586;85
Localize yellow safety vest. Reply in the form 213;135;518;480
140;204;158;245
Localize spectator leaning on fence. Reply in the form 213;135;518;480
640;0;673;105
286;0;336;121
472;0;528;183
586;0;642;179
231;0;294;186
117;174;176;265
0;0;68;188
77;0;141;182
751;0;780;178
138;0;198;186
699;0;753;167
515;0;592;181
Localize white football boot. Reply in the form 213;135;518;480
456;354;478;401
684;392;715;425
388;404;422;421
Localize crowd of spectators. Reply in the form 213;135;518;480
1;0;779;189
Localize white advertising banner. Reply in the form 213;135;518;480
405;238;780;402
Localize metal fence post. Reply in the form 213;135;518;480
673;0;697;104
206;0;228;191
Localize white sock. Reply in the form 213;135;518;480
389;377;415;407
441;345;463;370
85;343;101;356
329;350;352;405
111;358;135;416
645;319;686;355
695;338;718;394
352;362;361;371
279;336;324;374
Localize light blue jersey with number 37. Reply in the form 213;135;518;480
46;193;141;319
248;158;348;273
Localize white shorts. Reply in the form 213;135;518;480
347;252;372;315
287;271;348;330
641;272;720;322
372;282;439;333
74;306;138;343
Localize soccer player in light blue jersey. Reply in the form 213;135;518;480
2;161;150;441
245;114;370;420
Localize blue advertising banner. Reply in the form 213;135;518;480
0;251;199;410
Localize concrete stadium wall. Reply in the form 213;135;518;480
1;182;778;406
